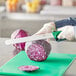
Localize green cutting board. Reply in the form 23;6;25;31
0;51;76;76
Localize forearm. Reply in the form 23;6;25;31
55;17;76;28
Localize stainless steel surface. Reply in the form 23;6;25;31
0;38;76;76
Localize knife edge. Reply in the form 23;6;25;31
5;33;54;45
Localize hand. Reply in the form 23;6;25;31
34;22;56;42
35;22;56;35
57;26;75;40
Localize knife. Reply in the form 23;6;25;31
5;31;65;45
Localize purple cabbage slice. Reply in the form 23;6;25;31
18;65;39;71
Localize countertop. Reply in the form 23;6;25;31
0;5;76;21
0;38;76;76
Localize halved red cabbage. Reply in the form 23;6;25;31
25;40;51;61
11;29;28;51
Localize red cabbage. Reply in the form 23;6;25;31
25;40;51;61
11;29;28;51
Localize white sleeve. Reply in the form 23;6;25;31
74;26;76;39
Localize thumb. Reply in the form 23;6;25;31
57;31;66;39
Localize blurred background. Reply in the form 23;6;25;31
0;0;76;38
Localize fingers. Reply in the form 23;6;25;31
57;26;68;39
57;26;74;40
57;30;66;39
57;27;65;31
58;31;73;40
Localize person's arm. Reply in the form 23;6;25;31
34;17;76;40
55;17;76;28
